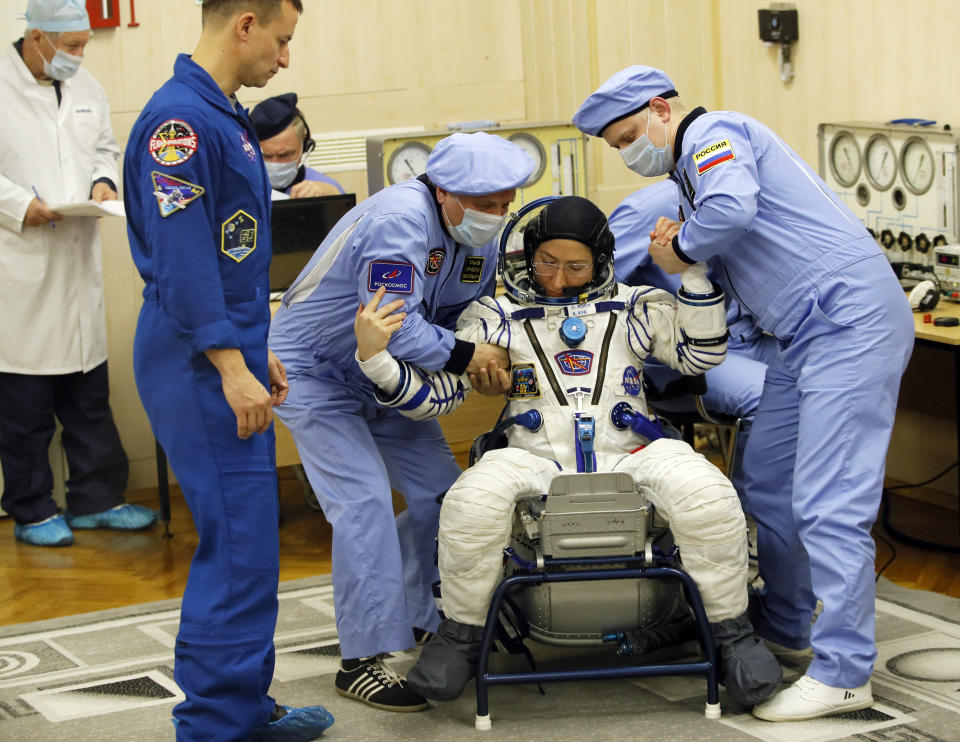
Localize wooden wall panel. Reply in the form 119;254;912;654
586;0;720;212
8;0;959;488
4;0;530;488
710;0;960;169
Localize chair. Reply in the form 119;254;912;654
466;467;721;730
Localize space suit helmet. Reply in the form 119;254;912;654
500;196;614;304
523;196;615;284
500;196;616;306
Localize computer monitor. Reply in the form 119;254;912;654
270;193;356;294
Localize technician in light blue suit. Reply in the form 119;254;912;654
269;132;534;712
608;179;779;502
576;66;913;721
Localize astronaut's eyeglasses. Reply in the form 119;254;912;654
531;262;592;277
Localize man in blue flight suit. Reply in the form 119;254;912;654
575;66;914;721
124;1;333;740
269;131;534;712
609;180;779;504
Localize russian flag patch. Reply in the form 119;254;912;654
694;139;735;176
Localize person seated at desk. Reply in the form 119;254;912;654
250;92;345;198
353;196;782;709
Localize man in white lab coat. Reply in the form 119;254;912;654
0;0;155;547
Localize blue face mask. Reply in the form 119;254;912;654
620;113;674;177
41;33;82;81
444;196;506;248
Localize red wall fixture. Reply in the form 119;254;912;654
86;0;121;29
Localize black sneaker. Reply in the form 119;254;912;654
335;655;429;712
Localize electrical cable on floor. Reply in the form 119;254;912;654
880;460;960;554
872;524;897;582
884;460;959;491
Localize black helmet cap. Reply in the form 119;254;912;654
522;196;615;293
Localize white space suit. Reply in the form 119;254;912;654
357;269;748;627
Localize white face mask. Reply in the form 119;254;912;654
264;146;305;190
265;159;300;190
444;196;506;248
40;32;82;81
620;112;674;177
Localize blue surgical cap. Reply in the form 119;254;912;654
573;66;677;137
250;93;300;141
426;132;535;196
24;0;90;32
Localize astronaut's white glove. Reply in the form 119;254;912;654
680;261;713;294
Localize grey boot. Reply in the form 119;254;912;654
405;618;486;701
710;612;783;706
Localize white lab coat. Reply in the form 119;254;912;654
0;42;120;374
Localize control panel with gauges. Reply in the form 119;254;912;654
365;122;587;205
818;121;960;288
934;243;960;300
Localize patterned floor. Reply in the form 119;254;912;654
0;576;957;741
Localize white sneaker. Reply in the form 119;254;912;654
752;674;872;721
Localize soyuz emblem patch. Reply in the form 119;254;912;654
221;210;257;262
426;247;446;276
149;119;198;167
368;261;415;294
554;350;594;376
151;171;204;217
508;363;541;400
622;366;642;396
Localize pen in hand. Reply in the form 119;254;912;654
31;186;56;229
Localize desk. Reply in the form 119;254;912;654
912;299;960;345
911;298;960;500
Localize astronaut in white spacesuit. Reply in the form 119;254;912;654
353;196;781;708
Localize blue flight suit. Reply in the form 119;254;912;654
269;176;498;659
609;178;779;501
669;108;913;688
124;54;279;742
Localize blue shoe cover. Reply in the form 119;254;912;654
66;504;158;531
14;515;73;547
246;705;335;742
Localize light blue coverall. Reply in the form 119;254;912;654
269;176;499;659
608;179;779;499
669;108;913;688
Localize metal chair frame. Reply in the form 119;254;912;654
473;552;721;730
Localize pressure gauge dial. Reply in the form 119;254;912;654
386;141;432;185
828;131;861;188
507;132;547;187
864;134;897;191
900;136;935;195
